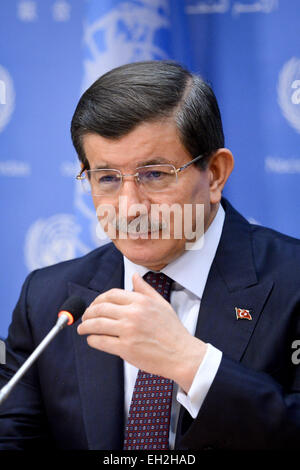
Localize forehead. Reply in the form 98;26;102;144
81;120;191;169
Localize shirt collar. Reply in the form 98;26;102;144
123;204;225;299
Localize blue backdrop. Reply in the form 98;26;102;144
1;0;300;337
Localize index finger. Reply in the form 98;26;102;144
90;288;141;308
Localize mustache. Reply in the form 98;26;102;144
111;214;168;234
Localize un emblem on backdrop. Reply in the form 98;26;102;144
24;214;88;271
0;65;15;133
81;0;170;92
278;57;300;134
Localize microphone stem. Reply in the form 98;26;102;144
0;315;68;406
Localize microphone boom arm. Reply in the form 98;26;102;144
0;314;69;406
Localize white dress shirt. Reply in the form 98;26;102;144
123;205;225;448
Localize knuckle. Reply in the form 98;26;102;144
128;307;143;326
121;317;135;336
122;312;143;337
96;302;106;314
83;304;98;319
107;288;120;297
93;303;105;316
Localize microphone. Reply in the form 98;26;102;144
0;296;86;406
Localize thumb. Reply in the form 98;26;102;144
132;272;163;299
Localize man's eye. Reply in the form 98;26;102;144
143;171;164;179
98;175;119;183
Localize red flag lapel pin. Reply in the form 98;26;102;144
235;307;252;320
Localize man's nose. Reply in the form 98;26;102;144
119;178;151;218
120;177;143;203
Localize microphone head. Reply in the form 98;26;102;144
58;296;86;325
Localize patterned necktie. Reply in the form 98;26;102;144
123;271;174;450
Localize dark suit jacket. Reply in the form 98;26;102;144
0;199;300;450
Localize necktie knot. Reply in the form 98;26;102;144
143;271;173;302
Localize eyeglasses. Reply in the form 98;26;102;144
76;154;205;196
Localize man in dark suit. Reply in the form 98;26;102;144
0;61;300;450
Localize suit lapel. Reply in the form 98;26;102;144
69;244;125;450
194;199;274;361
195;261;273;361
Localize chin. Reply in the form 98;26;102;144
113;237;183;269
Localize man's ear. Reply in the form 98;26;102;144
208;148;234;204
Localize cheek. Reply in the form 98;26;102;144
93;198;118;217
93;199;119;238
92;197;101;212
190;174;210;201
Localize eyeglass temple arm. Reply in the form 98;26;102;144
176;154;206;173
76;167;86;179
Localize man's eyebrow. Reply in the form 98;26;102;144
136;157;171;167
91;163;111;170
90;157;172;170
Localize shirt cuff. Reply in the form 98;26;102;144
176;343;222;418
